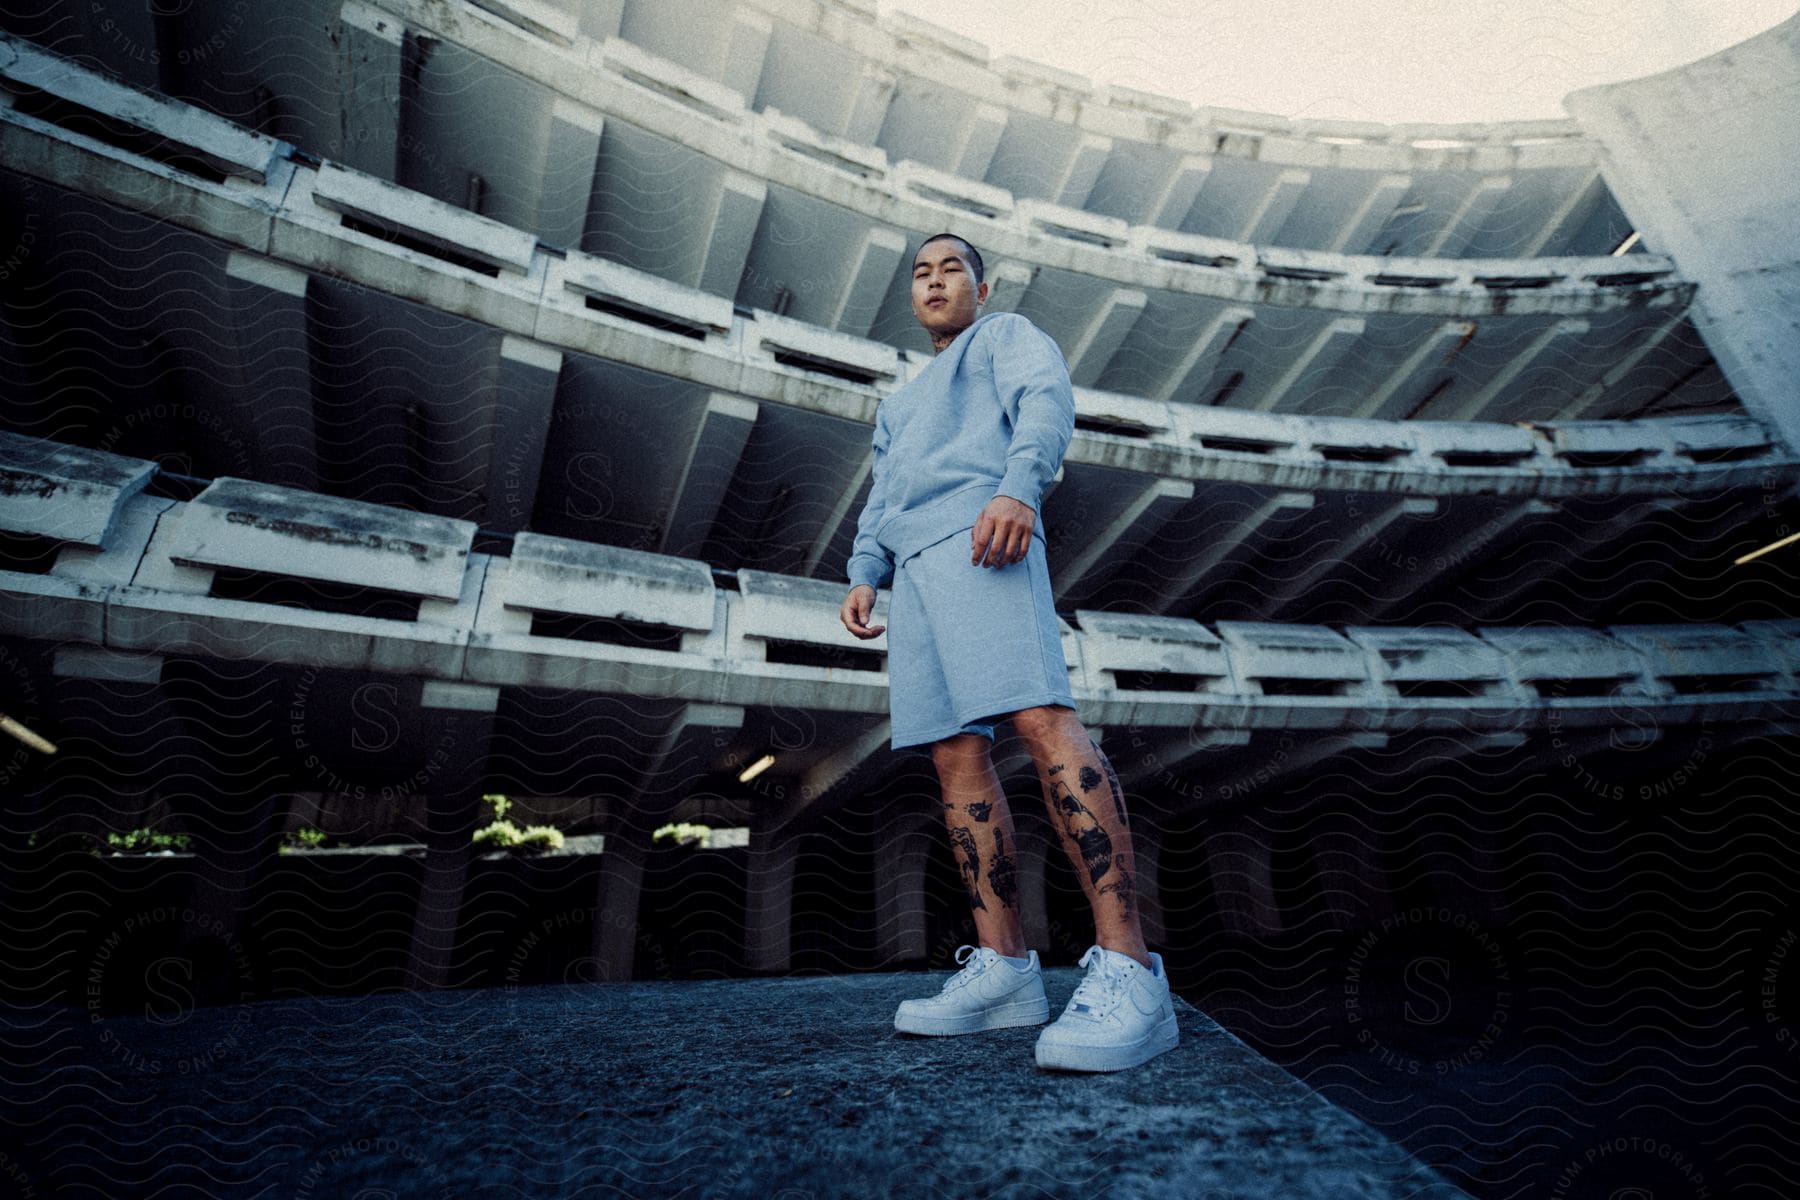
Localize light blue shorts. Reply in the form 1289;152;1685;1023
886;524;1079;751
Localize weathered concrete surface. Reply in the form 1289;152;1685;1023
2;971;1466;1199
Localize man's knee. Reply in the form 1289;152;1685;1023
931;731;992;773
1011;703;1079;745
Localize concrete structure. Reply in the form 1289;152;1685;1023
0;3;1796;994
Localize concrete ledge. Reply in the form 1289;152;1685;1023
3;977;1467;1198
0;80;1782;505
503;532;716;631
0;429;156;546
158;478;477;601
0;442;1792;741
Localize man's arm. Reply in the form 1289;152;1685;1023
846;410;895;593
972;315;1076;568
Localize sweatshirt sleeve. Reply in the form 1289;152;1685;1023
845;408;895;592
985;314;1076;514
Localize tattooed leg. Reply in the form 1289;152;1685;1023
931;732;1027;956
987;827;1018;910
1017;708;1150;966
1049;773;1113;886
949;825;985;911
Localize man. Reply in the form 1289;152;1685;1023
838;232;1178;1073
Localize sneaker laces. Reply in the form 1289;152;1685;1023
938;944;991;994
1065;945;1130;1018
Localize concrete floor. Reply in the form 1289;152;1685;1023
2;969;1468;1199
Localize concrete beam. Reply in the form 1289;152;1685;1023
1350;320;1476;421
1066;287;1148;387
1361;499;1557;622
1563;314;1683;420
1145;490;1313;613
538;97;604;250
1236;169;1311;244
697;172;767;297
829;227;907;337
1329;173;1412;255
717;6;773;105
952;102;1009;180
1520;170;1605;257
1147;154;1212;228
1263;497;1438;620
222;253;318;492
0;430;156;547
484;336;561;534
1437;318;1591;422
1426;176;1513;257
664;392;759;559
1154;305;1253;405
1053;477;1194;604
1054;133;1113;209
1246;317;1365;414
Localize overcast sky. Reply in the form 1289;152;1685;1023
878;1;1798;125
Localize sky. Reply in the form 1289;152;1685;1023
877;0;1799;125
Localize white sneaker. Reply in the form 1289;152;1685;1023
1034;945;1179;1072
894;945;1050;1036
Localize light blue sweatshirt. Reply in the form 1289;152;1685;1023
846;311;1076;592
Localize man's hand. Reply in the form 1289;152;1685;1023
972;495;1035;568
841;584;886;639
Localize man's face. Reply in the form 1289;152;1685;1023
910;238;988;342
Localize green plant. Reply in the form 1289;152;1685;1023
102;828;191;854
653;821;712;848
278;826;340;854
473;795;566;854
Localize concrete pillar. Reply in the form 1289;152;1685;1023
591;829;650;981
590;702;742;978
1126;822;1167;946
1014;830;1053;955
1205;819;1284;935
406;682;499;990
745;822;799;972
872;817;939;966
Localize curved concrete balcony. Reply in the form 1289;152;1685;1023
0;74;1787;624
0;21;1689;386
3;0;1635;259
2;439;1792;834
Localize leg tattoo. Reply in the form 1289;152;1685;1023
1049;766;1113;886
1100;751;1128;828
949;825;985;911
1098;867;1137;922
966;800;992;823
988;827;1018;910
